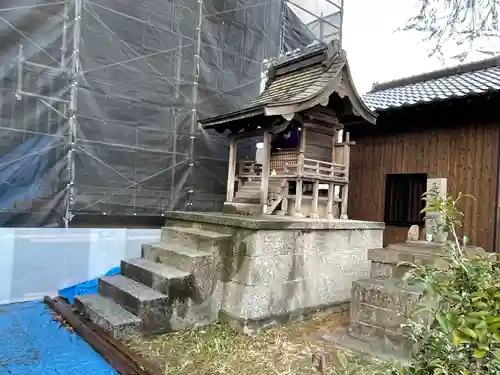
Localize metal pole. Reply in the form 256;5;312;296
320;12;324;42
65;0;82;227
61;1;69;68
339;0;344;45
187;0;203;210
279;0;287;56
16;44;24;101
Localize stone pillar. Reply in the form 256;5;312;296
425;178;447;243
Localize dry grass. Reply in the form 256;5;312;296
125;310;352;375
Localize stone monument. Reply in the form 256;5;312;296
425;178;447;243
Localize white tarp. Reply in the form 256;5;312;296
0;228;160;305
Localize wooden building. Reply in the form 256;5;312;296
199;41;376;218
349;57;500;251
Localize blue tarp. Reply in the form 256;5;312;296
0;301;117;374
59;267;121;304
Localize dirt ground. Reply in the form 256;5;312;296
125;310;351;375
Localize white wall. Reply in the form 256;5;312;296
0;228;160;304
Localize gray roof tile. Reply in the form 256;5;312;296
199;40;377;129
363;58;500;111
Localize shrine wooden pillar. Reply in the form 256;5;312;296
260;131;271;214
294;126;306;217
340;131;351;219
327;183;335;220
226;137;237;203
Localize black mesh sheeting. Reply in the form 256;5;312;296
0;0;330;227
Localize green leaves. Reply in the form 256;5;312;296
402;191;500;374
458;327;477;340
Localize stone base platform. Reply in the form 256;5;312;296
75;211;384;336
160;211;384;327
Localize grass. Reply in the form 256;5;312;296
125;309;352;375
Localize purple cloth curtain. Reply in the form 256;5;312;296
271;123;300;151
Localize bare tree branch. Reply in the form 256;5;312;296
403;0;500;60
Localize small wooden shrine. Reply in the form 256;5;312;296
199;41;377;218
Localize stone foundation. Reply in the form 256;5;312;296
161;211;384;325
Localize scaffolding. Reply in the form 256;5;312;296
0;0;343;227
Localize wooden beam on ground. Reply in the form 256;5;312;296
43;296;154;375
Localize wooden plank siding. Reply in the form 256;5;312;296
348;123;499;251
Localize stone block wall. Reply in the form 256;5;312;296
163;212;384;325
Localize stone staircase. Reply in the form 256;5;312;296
325;241;452;362
74;225;231;339
225;178;285;215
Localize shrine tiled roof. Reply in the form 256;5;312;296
199;40;376;132
363;56;500;111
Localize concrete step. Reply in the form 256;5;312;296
368;246;449;278
349;278;425;354
121;258;193;298
74;294;141;340
391;240;442;251
348;321;414;355
233;197;260;204
98;274;170;333
223;201;261;215
234;191;281;202
160;226;231;252
141;242;212;275
241;179;283;187
322;328;410;365
355;303;407;332
141;242;215;302
352;278;423;315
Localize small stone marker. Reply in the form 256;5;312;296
407;225;420;242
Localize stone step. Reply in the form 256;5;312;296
242;180;283;187
141;242;213;275
141;242;215;302
238;184;282;191
223;201;261;215
74;294;141;340
121;258;193;298
351;278;423;315
233;197;260;204
355;303;407;333
98;274;170;333
233;197;282;205
322;329;410;365
348;321;414;354
235;190;282;198
368;247;449;278
160;226;231;252
370;261;413;279
392;241;442;251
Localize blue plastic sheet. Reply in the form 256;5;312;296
59;266;121;304
0;301;117;374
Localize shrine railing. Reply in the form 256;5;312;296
269;150;298;177
238;160;262;178
303;158;347;180
238;156;347;182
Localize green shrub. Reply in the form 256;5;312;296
337;192;500;375
402;192;500;375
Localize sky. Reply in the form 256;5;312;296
341;0;492;93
